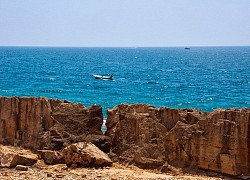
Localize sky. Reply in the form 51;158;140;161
0;0;250;47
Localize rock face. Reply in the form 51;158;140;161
194;109;250;175
85;135;112;153
0;96;103;150
62;142;112;167
1;96;249;176
37;150;65;165
0;97;53;149
106;104;250;176
42;101;104;150
0;145;38;167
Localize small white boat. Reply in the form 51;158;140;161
93;74;113;80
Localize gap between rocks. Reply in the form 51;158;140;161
101;118;107;134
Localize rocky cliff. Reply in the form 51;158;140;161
0;97;103;150
105;104;250;176
1;97;249;176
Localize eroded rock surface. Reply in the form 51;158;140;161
37;150;65;165
0;145;38;167
106;104;250;176
62;142;112;167
0;96;104;150
41;102;104;150
1;96;249;177
85;134;112;153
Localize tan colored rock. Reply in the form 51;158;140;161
0;145;38;167
1;96;249;177
42;102;103;150
0;96;103;150
51;102;103;136
0;97;53;149
193;108;250;175
105;104;203;168
62;142;112;167
106;104;250;176
15;165;29;171
85;134;111;153
37;150;65;165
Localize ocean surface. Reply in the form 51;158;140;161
0;46;249;116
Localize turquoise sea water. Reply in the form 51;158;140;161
0;46;249;114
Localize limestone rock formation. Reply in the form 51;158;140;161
0;145;38;167
0;96;103;150
50;101;103;136
62;142;112;167
41;102;104;150
85;134;111;153
0;97;53;149
106;104;170;168
193;108;250;175
37;150;65;165
106;104;250;176
1;96;249;177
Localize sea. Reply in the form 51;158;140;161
0;46;249;117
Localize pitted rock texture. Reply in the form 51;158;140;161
62;142;112;167
37;150;65;165
0;96;103;150
1;96;249;177
105;104;250;176
0;145;38;167
0;97;54;149
42;101;104;150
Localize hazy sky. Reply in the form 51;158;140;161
0;0;250;47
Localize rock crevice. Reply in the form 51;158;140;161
0;97;249;177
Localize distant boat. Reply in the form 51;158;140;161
184;47;190;50
93;74;113;80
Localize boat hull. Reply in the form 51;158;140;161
93;74;113;80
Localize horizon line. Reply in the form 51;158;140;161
0;45;250;48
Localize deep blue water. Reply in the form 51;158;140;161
0;46;249;114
